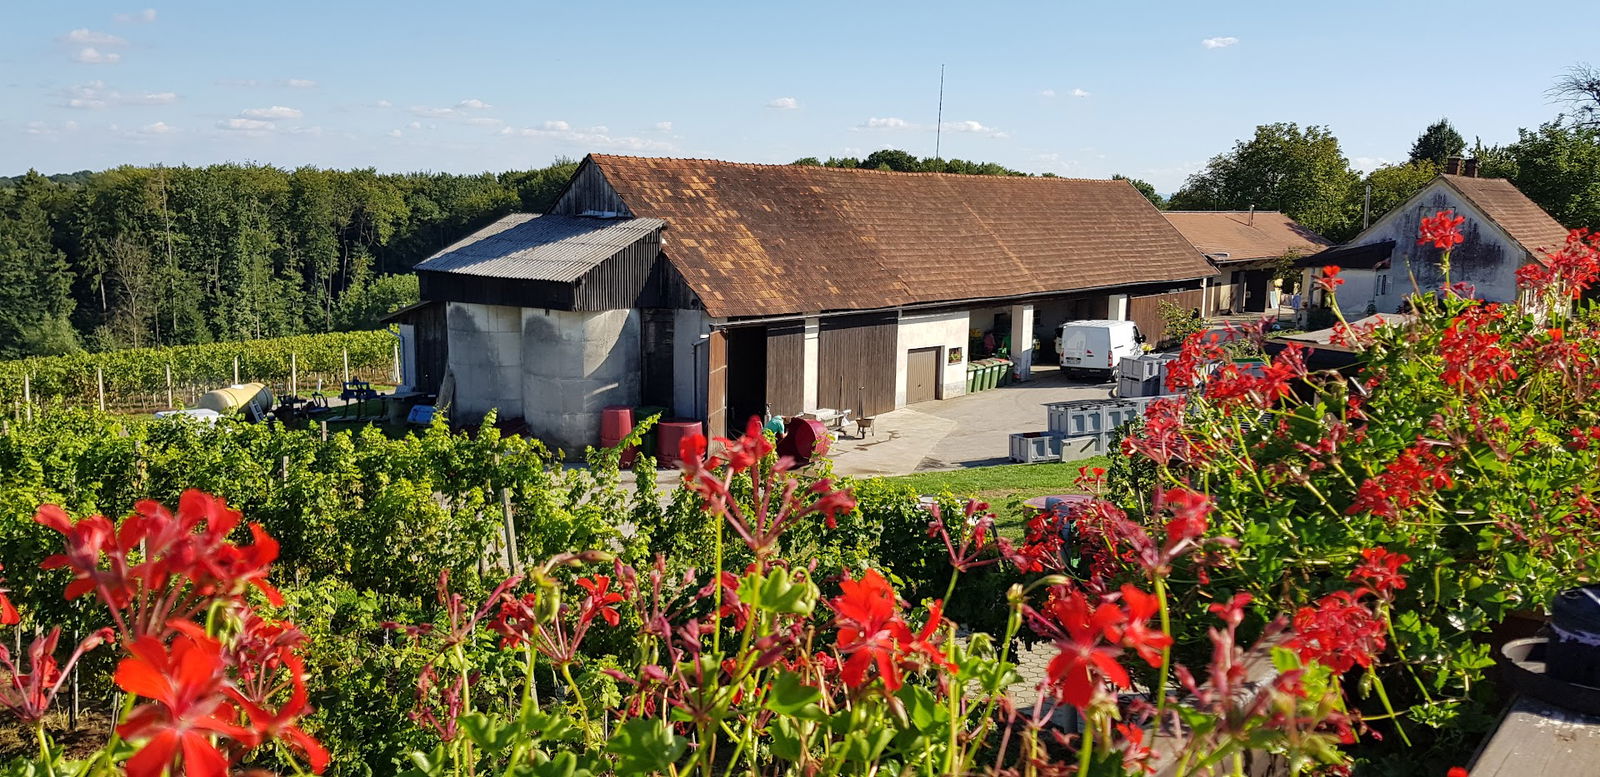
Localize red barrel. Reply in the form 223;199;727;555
600;406;634;440
776;418;830;464
657;420;704;467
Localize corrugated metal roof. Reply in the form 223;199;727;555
414;213;664;282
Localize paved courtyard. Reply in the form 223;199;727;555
824;365;1115;478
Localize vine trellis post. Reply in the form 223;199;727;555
165;363;173;409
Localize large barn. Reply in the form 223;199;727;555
402;155;1215;452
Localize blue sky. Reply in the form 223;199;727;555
2;1;1591;192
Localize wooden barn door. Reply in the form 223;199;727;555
1128;289;1205;348
705;329;727;438
765;321;805;417
818;313;897;418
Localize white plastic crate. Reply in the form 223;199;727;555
1059;433;1109;462
1046;401;1109;436
1009;431;1061;463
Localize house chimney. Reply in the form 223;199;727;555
1444;156;1464;175
1463;158;1480;177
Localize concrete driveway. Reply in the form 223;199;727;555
824;365;1116;477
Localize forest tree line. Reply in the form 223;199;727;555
0;159;579;358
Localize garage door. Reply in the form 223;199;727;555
906;347;940;405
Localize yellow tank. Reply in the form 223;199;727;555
197;383;275;420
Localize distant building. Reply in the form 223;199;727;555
1163;211;1331;315
1297;159;1568;327
409;155;1216;451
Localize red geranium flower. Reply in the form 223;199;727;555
1040;587;1129;708
576;575;624;628
1418;210;1466;251
830;569;953;692
1314;265;1345;293
1111;584;1172;668
1348;548;1410;597
1286;591;1386;674
115;630;256;777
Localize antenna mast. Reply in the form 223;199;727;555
935;64;945;162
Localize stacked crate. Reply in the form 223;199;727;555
1006;398;1157;464
1117;354;1177;398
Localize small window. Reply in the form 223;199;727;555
1377;274;1391;296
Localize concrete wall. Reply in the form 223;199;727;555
520;308;641;453
447;302;524;420
1325;181;1526;322
893;310;970;406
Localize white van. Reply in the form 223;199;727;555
1055;320;1145;378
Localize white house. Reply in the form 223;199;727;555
1297;164;1570;327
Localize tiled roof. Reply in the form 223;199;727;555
586;155;1215;318
414;213;663;282
1440;175;1572;262
1162;211;1330;263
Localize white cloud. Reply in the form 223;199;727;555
139;121;175;134
1040;89;1056;98
1071;88;1091;98
1351;156;1392;173
217;117;274;132
653;121;673;132
24;121;82;136
283;78;317;88
61;81;176;108
1201;36;1239;49
501;122;674;152
410;105;456;118
944;120;996;133
128;91;176;105
241;105;302;119
63;29;129;46
465;116;504;128
456;98;492;110
114;9;158;24
407;120;423;130
767;97;799;110
73;48;123;64
857;116;1007;139
216;78;260;88
388;129;403;138
375;99;393;108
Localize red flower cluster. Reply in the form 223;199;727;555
1;628;112;723
996;504;1068;574
679;417;857;558
1314;265;1345;293
1202;343;1308;410
1417;210;1466;251
26;492;328;777
1438;304;1517;392
1286;590;1386;674
1519;229;1600;298
1348;548;1410;598
1032;584;1170;708
828;569;953;692
35;490;283;640
1570;426;1600;450
576;574;624;628
1347;441;1455;521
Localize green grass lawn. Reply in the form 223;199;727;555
875;456;1111;538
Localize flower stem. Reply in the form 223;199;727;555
1152;576;1173;729
1368;667;1412;747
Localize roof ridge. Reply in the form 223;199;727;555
588;153;1119;183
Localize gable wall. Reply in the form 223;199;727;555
1333;181;1528;318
